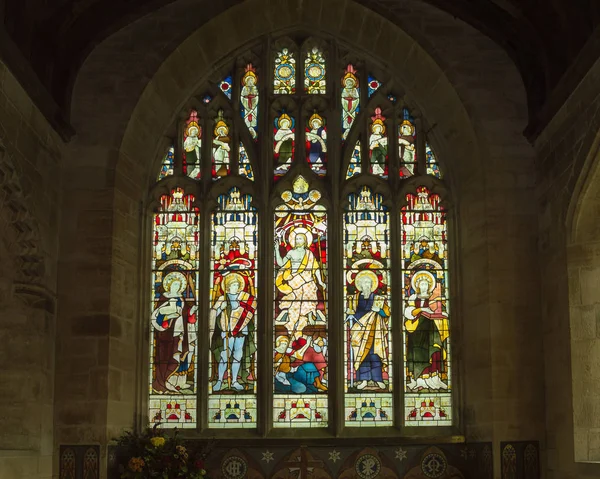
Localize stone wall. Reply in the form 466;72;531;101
535;46;600;477
0;59;63;478
0;1;549;478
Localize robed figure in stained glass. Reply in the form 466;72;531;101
241;65;259;139
306;112;327;175
151;271;198;393
403;270;449;391
341;65;359;140
275;230;326;338
347;270;390;391
210;272;257;392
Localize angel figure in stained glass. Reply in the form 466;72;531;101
306;112;327;174
369;109;387;176
151;271;198;393
347;270;390;391
241;64;259;139
404;270;449;391
213;115;231;178
341;65;360;140
274;113;295;168
398;119;416;178
184;115;202;179
210;272;257;391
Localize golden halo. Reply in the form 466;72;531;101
186;121;200;137
411;270;436;294
163;271;187;294
221;272;245;294
354;270;379;294
242;70;258;84
371;118;386;134
213;119;228;137
342;72;358;87
277;113;292;128
400;120;415;136
309;112;323;127
289;226;313;247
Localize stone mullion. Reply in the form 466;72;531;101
416;116;426;176
198;199;211;432
259;40;273;437
328;43;344;437
173;118;184;177
390;199;404;431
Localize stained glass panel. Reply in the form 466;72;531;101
274;111;295;179
239;142;254;181
305;111;327;176
183;110;201;180
426;142;443;179
346;141;362;179
240;64;259;140
220;74;233;100
304;47;326;94
341;64;360;141
344;187;392;427
208;188;258;428
367;75;381;97
401;187;451;426
157;146;174;182
149;188;199;429
273;176;328;428
399;108;417;179
274;48;296;94
369;107;388;178
212;111;231;180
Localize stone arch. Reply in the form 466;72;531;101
59;0;539;466
565;127;600;462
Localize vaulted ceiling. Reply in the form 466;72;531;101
2;0;599;139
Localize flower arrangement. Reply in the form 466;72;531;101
115;425;212;479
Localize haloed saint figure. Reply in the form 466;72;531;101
210;272;257;392
151;271;198;393
347;270;390;391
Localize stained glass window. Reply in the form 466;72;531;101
369;107;388;178
305;111;327;176
208;188;258;428
183;110;202;180
274;111;295;179
149;188;199;429
274;48;296;94
212;111;231;180
399;109;417;178
157;146;174;182
402;187;451;426
149;39;455;433
220;74;233;100
346;141;362;179
344;187;392;427
367;75;381;97
304;47;326;94
341;64;359;141
239;143;254;181
426;142;443;179
273;176;328;428
240;64;259;140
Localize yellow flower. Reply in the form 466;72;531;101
200;469;207;476
128;457;145;473
150;436;166;447
176;445;187;455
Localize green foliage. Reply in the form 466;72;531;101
115;425;212;479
